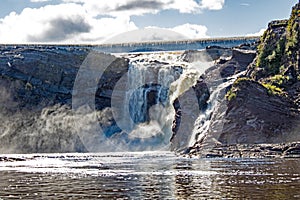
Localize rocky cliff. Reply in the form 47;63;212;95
170;47;257;151
185;2;300;156
221;2;300;144
0;45;128;153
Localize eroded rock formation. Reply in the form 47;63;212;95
185;2;300;157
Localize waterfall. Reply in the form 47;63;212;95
0;48;240;153
108;50;226;152
110;52;199;151
188;71;246;149
126;62;177;126
125;61;179;137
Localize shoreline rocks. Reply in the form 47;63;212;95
187;142;300;159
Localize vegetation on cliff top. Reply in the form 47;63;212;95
255;3;299;80
227;2;299;101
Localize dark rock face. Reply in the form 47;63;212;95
0;45;129;153
219;80;300;144
0;45;129;111
185;2;300;156
219;49;256;78
217;3;300;145
248;3;300;81
170;48;257;152
95;57;129;110
0;45;88;110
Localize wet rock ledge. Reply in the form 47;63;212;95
187;142;300;158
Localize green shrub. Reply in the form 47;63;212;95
262;83;284;95
226;78;253;101
256;30;270;68
226;89;237;101
270;74;290;85
279;65;286;73
25;82;33;90
270;37;285;74
285;6;299;56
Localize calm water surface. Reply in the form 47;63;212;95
0;151;299;199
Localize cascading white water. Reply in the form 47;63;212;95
124;53;183;139
110;51;207;151
188;71;247;147
126;62;177;125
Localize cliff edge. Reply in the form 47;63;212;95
188;2;300;157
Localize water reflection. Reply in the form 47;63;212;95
0;152;299;199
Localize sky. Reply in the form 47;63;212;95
0;0;298;44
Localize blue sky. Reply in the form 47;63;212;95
0;0;298;44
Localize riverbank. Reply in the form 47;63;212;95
186;142;300;158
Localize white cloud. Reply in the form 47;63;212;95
201;0;225;10
172;23;209;39
30;0;52;2
103;23;209;44
0;3;137;44
104;23;209;44
246;28;266;37
240;3;250;6
166;0;201;13
62;0;224;16
63;0;168;16
81;16;137;43
0;0;218;44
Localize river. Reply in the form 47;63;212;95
0;152;299;199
